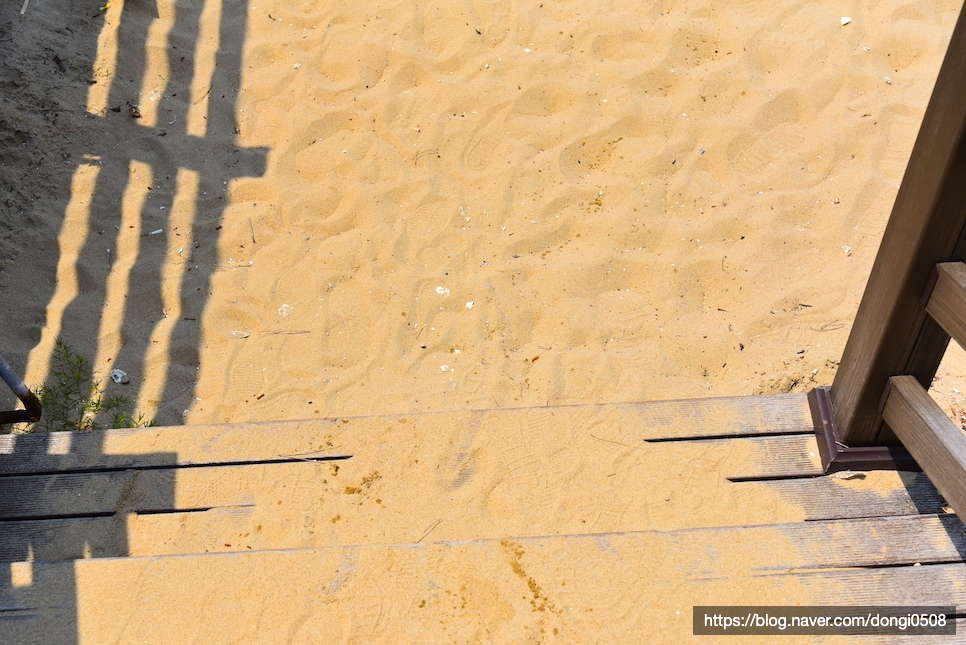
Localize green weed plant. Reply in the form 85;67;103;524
18;338;152;433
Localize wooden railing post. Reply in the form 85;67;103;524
830;3;966;447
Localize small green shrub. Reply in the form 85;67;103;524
15;338;153;433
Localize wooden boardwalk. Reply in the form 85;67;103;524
1;393;964;643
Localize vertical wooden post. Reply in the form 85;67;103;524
831;4;966;446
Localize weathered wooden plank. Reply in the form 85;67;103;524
4;509;964;577
723;434;823;479
883;375;966;516
0;463;262;519
773;513;966;570
124;508;966;566
926;262;966;351
0;431;918;536
765;471;944;521
1;454;940;566
1;525;964;645
662;513;966;574
784;563;966;607
0;517;126;563
0;394;812;474
831;5;966;446
0;470;943;566
0;421;344;475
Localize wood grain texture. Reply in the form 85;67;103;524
0;432;943;563
1;518;964;645
116;472;943;558
0;393;812;475
883;375;966;516
0;516;127;563
926;262;966;350
1;432;823;538
1;394;957;644
831;8;966;445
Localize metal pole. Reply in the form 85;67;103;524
0;354;42;424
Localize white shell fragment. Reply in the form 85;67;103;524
231;330;250;338
435;286;450;296
109;369;129;384
841;16;852;25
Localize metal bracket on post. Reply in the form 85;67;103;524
808;386;920;473
0;354;42;425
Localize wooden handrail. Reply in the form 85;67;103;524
882;376;966;515
925;263;966;349
830;3;966;447
815;259;966;510
811;4;966;512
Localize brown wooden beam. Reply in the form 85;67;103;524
882;375;966;516
925;262;966;350
831;6;966;446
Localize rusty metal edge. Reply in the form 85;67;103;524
0;354;41;425
808;386;921;473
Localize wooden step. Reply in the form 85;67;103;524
0;394;813;475
1;515;965;644
0;394;946;563
0;393;960;644
0;459;943;562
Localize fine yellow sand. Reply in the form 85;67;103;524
0;2;960;419
1;1;964;640
205;0;963;424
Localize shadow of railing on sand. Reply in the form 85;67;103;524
0;0;266;641
49;0;266;427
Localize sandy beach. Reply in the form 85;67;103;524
1;0;964;425
4;1;966;642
